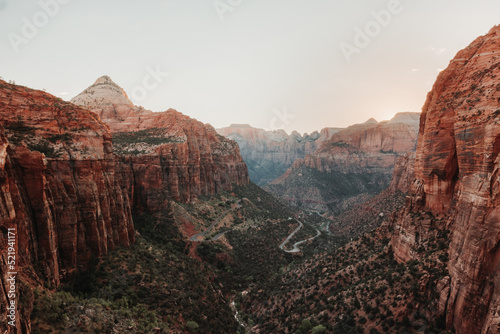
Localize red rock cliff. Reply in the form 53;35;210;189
0;80;134;333
265;113;419;213
391;25;500;334
389;152;416;193
71;76;249;211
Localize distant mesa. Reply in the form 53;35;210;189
388;112;420;126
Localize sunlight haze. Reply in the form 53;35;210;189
1;0;499;133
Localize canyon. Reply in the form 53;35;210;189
217;124;341;185
265;112;420;214
0;24;499;334
236;25;500;334
0;77;249;333
390;24;500;333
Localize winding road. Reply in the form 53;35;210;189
287;228;321;252
279;219;322;253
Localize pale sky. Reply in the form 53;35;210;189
0;0;499;133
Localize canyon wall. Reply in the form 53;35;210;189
217;124;341;185
0;76;249;333
388;152;416;193
72;76;249;211
390;25;500;334
0;81;135;333
265;113;419;213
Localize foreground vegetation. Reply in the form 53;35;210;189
29;183;453;333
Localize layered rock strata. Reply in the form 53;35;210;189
0;81;134;332
217;124;341;185
72;76;249;211
390;25;500;334
266;113;420;213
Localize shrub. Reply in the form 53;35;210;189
27;140;60;158
186;321;199;332
312;324;327;333
299;319;312;332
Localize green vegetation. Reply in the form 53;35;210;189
4;119;37;133
27;140;62;158
312;324;327;333
31;209;239;333
112;128;180;155
299;319;312;332
47;133;73;144
232;182;296;220
27;176;451;333
266;167;392;214
330;141;350;148
185;321;199;332
239;211;452;333
30;289;168;333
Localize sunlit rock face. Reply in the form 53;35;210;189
391;25;500;334
0;80;135;332
72;76;249;211
265;112;419;213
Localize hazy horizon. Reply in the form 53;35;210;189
1;0;499;133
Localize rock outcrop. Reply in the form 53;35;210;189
265;113;420;213
72;76;249;211
390;25;500;334
216;124;341;185
389;152;416;193
0;80;134;333
0;76;249;333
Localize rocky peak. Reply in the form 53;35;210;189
388;112;420;126
217;124;342;185
364;117;378;124
94;75;115;85
267;112;420;213
229;123;252;128
71;76;150;126
71;76;249;208
72;75;133;107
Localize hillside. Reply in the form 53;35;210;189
217;124;341;185
266;113;419;214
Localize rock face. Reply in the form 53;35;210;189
72;76;249;211
265;113;420;213
0;80;134;333
390;25;500;334
0;76;249;333
216;124;341;185
389;152;416;193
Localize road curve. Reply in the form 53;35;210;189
279;219;304;251
279;220;321;253
287;228;321;253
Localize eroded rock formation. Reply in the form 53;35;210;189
72;76;249;211
266;113;420;213
0;81;134;333
0;76;249;333
390;25;500;334
217;124;341;185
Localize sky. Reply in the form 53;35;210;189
0;0;499;134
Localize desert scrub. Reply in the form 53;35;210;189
112;128;179;146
